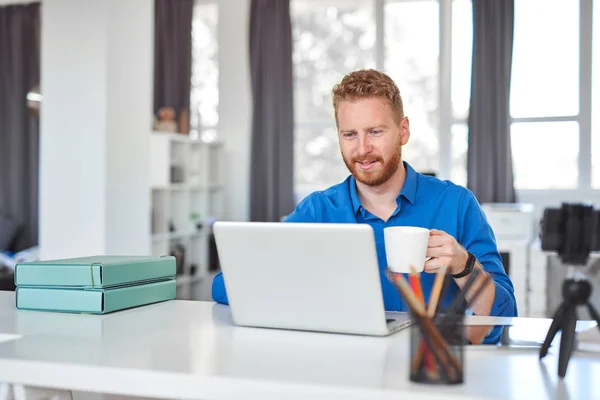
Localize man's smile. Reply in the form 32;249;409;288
357;160;380;170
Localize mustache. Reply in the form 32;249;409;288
352;156;383;163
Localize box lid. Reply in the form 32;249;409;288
14;255;176;288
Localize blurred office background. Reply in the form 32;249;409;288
1;0;599;317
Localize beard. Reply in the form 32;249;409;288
342;147;402;187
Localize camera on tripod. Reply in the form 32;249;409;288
540;202;600;265
537;202;600;378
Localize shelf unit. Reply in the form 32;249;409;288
149;131;225;299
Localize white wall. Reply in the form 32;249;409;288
105;0;153;254
39;0;108;258
218;0;252;222
39;0;152;259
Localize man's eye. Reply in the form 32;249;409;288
343;132;356;138
370;130;382;135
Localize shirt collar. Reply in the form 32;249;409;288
401;161;418;205
349;161;418;214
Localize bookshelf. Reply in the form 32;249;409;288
149;131;225;299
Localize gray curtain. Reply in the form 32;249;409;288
467;0;516;203
154;0;194;130
249;0;295;222
0;3;40;252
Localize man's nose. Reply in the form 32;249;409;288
357;134;373;155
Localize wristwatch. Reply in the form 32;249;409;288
452;251;476;278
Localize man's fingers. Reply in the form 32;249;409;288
428;236;447;248
424;257;448;272
426;247;450;259
423;265;439;273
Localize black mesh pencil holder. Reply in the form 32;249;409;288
409;311;466;385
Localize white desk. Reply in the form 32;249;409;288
0;291;599;400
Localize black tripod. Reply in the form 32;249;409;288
539;268;600;378
539;203;600;377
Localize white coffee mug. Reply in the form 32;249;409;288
384;226;430;273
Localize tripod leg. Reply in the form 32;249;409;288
568;309;579;361
558;305;577;378
540;303;567;359
586;302;600;331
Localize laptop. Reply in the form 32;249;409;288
212;221;412;336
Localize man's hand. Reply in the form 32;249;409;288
425;229;496;318
424;229;469;275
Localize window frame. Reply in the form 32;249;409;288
510;0;592;195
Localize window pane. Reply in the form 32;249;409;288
510;0;579;118
384;0;439;175
292;0;375;124
451;0;472;120
294;125;348;193
592;0;600;188
190;2;219;140
511;122;579;189
451;123;468;187
292;0;376;189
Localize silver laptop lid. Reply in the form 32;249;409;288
213;221;393;336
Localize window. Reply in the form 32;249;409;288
593;0;600;188
384;0;439;175
450;0;472;187
511;122;579;189
292;0;472;199
510;0;580;190
292;0;376;195
190;1;219;142
511;1;579;119
451;0;472;121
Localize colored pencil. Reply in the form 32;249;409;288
427;266;447;317
388;272;462;378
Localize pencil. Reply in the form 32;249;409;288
388;272;462;377
390;272;426;316
407;267;437;378
427;265;447;317
413;314;461;380
409;266;425;307
412;265;448;377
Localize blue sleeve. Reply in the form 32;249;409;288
458;190;518;343
211;271;229;304
211;194;321;304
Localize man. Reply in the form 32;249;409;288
212;69;517;343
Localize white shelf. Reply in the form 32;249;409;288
153;130;224;147
151;231;204;242
149;131;224;300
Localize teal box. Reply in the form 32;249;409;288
14;255;176;289
15;278;177;314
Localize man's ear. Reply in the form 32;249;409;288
400;116;410;145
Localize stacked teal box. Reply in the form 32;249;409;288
14;255;177;314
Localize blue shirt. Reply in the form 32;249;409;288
211;162;518;343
